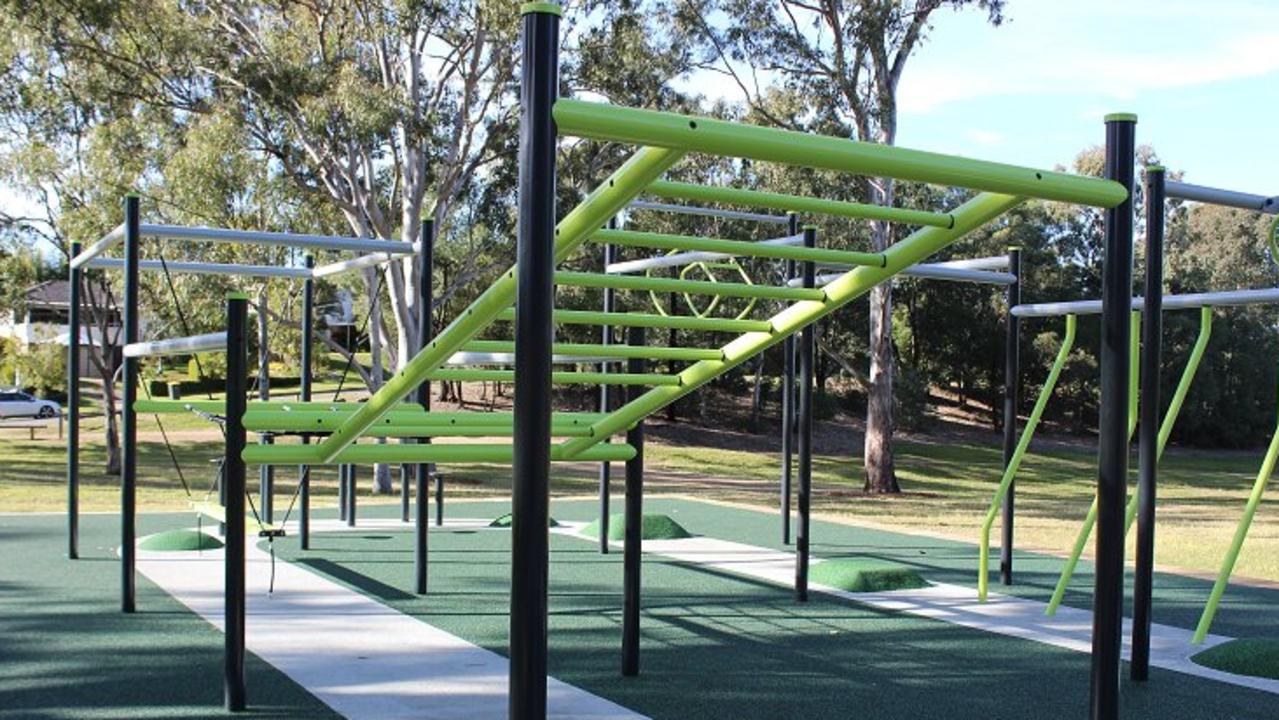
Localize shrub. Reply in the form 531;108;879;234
894;365;931;431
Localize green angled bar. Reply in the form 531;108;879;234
311;145;686;463
426;368;681;386
462;340;724;362
591;229;886;267
495;307;772;333
554;100;1126;208
558;192;1025;459
555;270;826;302
243;441;637;466
646;180;954;228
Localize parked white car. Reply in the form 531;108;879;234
0;390;61;419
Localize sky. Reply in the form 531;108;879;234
810;0;1277;191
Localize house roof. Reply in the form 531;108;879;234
22;280;110;308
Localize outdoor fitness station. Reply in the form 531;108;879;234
53;4;1279;720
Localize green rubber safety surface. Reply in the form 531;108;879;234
1193;638;1279;680
810;558;927;592
579;512;691;541
137;528;224;551
489;512;559;528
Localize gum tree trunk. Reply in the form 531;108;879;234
863;182;900;494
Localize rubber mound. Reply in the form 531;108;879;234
138;529;224;552
579;513;692;542
489;513;560;528
1192;638;1279;680
809;559;927;592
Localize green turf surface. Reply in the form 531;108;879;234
489;511;559;528
137;528;224;551
578;512;692;541
809;558;927;592
1193;638;1279;681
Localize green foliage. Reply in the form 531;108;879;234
894;365;931;432
12;343;67;396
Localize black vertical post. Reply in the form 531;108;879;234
258;293;273;525
338;465;348;522
121;195;140;613
68;240;81;560
1000;246;1022;585
780;213;799;544
621;326;645;676
511;5;559;718
795;225;816;602
415;219;434;595
346;463;357;526
1131;166;1165;682
1090;113;1136;720
299;254;314;550
434;473;444;527
224;293;248;712
599;217;617;553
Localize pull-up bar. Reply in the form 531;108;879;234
792;257;1017;287
123;332;227;358
1012;287;1279;317
89;257;311;279
69;224;126;270
605;233;803;274
628;199;789;225
1166;181;1278;215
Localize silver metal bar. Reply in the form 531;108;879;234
628;200;790;225
1165;181;1278;215
792;262;1016;287
311;250;415;279
446;352;616;366
69;224;125;270
123;332;227;358
88;257;310;279
1012;287;1279;317
817;254;1009;274
606;234;804;274
138;224;414;254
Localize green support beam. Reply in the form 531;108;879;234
242;441;637;466
591;229;886;267
461;340;723;362
558;192;1026;458
243;410;604;429
133;399;429;416
426;368;681;386
495;307;772;333
553;100;1127;208
646;180;954;228
555;270;825;302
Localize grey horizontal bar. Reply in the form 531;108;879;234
794;258;1015;287
446;352;616;366
1165;181;1278;215
629;200;790;225
1012;287;1279;317
139;224;414;254
70;224;125;270
89;257;310;279
123;332;227;358
606;234;803;274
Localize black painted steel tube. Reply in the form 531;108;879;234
416;219;434;595
781;212;798;545
338;464;348;522
795;225;816;602
1090;114;1136;720
121;196;140;613
346;463;357;526
1131;167;1165;681
510;6;559;718
299;254;314;550
600;219;617;553
1000;246;1022;585
224;293;248;712
622;325;645;676
68;240;81;560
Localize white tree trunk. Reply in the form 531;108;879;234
863;180;901;493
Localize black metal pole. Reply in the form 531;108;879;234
434;473;444;527
1000;246;1022;585
599;217;617;553
511;6;559;718
346;463;357;526
415;219;434;595
121;195;140;613
224;292;248;712
338;464;348;522
299;254;314;550
68;240;81;560
1132;166;1165;682
1090;113;1136;720
622;326;645;676
795;225;816;602
780;213;798;544
258;293;273;525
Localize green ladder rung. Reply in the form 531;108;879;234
462;340;724;362
242;441;637;466
190;501;285;537
426;369;681;386
243;412;596;437
555;270;826;301
592;228;887;267
646;180;956;228
135;399;429;416
496;308;772;333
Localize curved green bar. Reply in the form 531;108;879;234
646;180;953;228
553;100;1127;208
556;270;825;302
1042;311;1141;616
426;368;681;386
593;228;885;266
243;441;636;466
978;314;1077;601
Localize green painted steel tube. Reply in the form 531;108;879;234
133;399;428;416
553;100;1127;208
242;419;591;438
1192;415;1279;643
558;192;1026;457
243;410;604;429
592;229;887;267
461;340;724;361
310;146;685;463
978;314;1077;601
646;180;954;228
426;368;681;386
242;441;637;466
555;270;825;302
496;307;772;333
1045;311;1143;616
